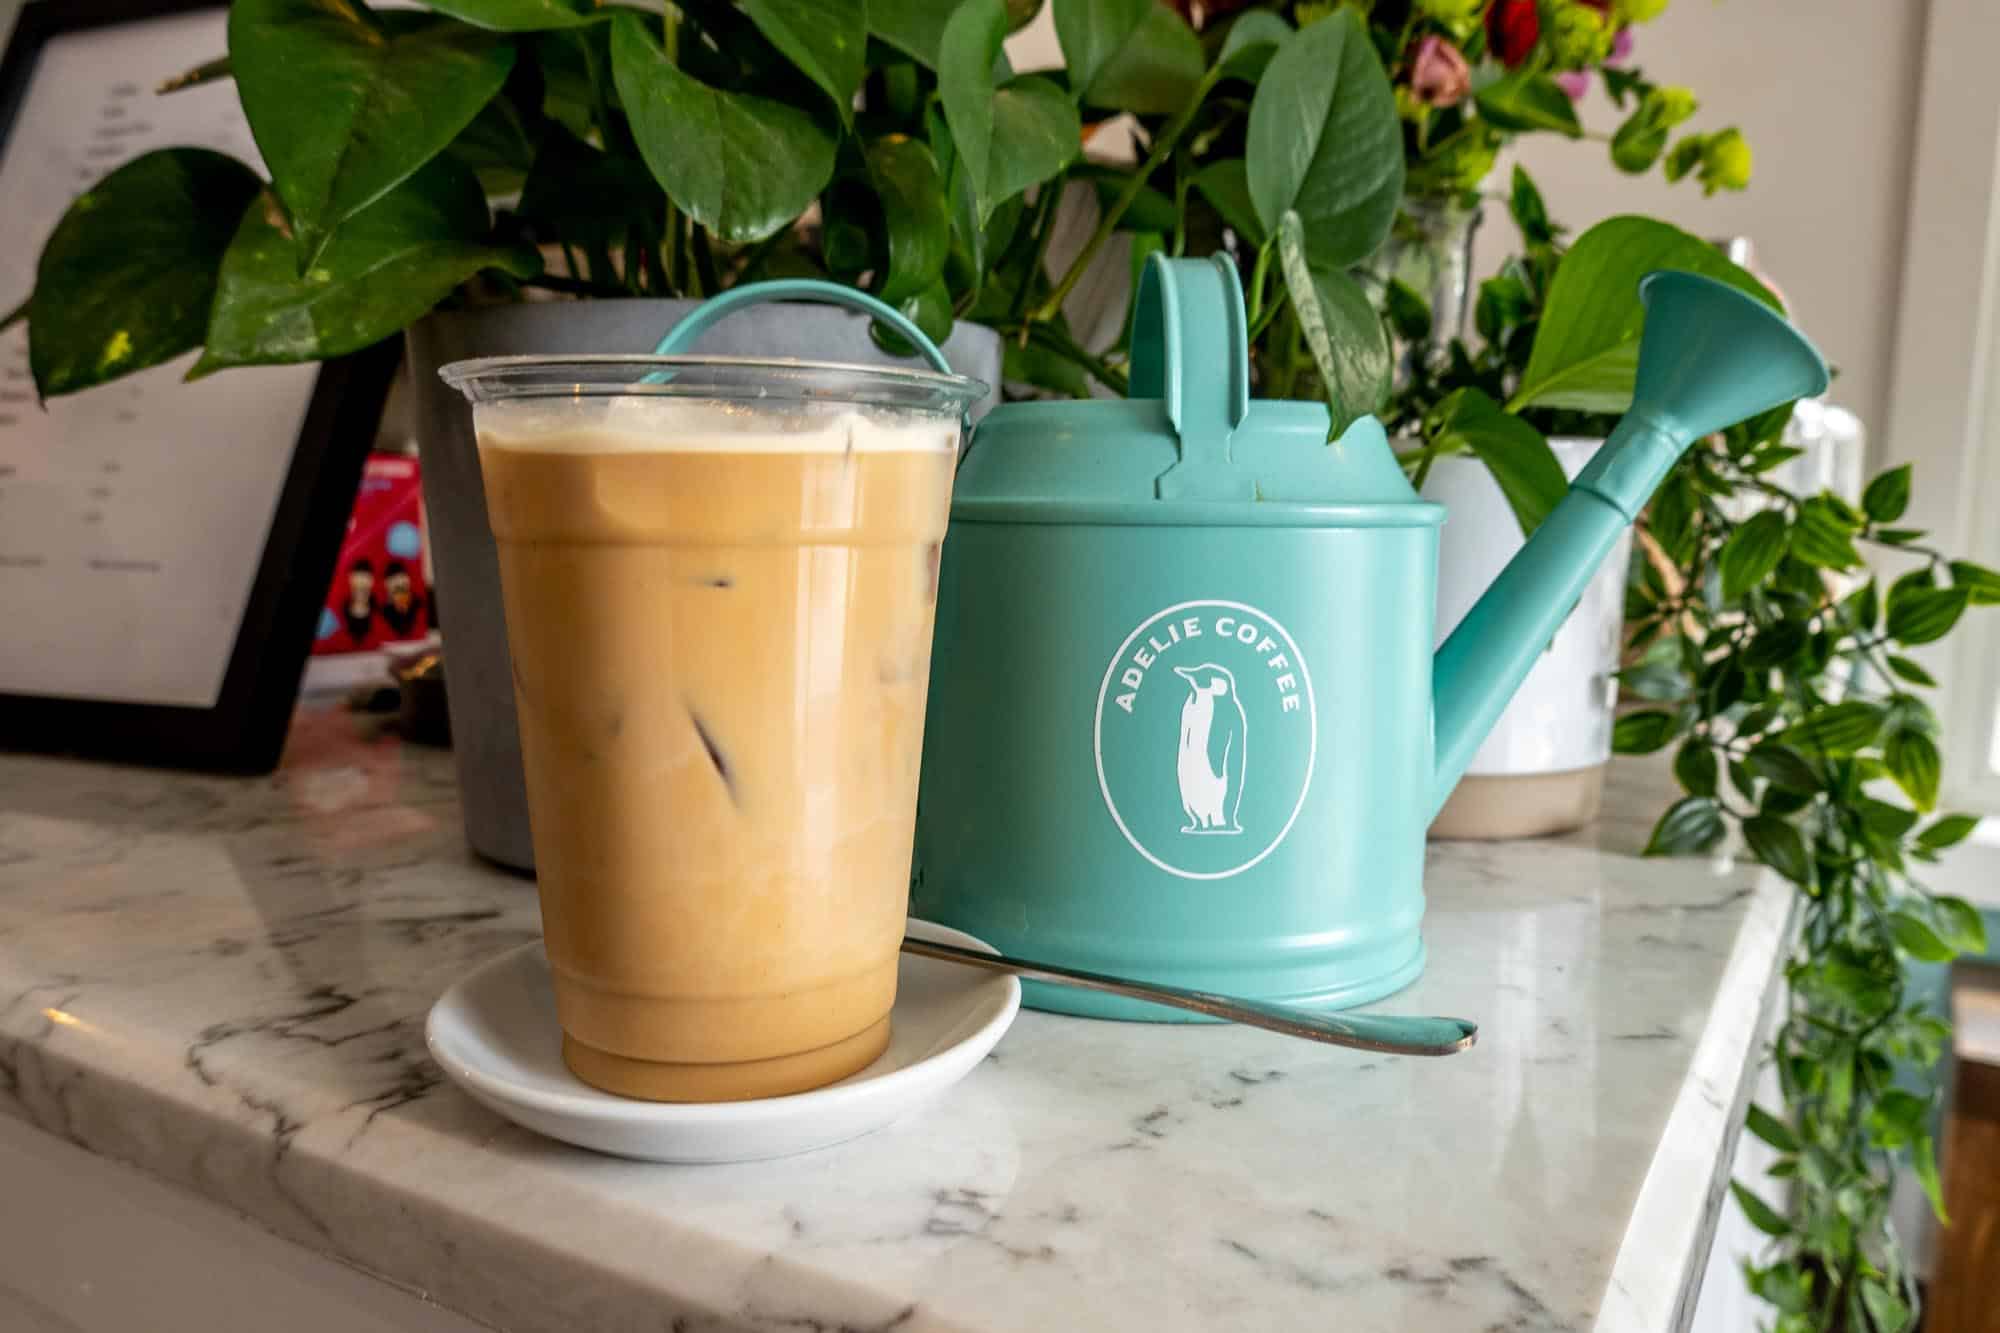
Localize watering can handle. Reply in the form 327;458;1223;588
651;279;955;373
1130;254;1252;492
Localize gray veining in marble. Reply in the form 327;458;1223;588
0;702;1792;1333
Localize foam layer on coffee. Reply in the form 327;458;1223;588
476;396;957;455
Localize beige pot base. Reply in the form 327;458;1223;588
1428;765;1608;841
561;1017;892;1103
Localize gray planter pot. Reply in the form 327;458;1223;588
406;299;1003;871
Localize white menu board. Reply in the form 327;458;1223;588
0;6;323;708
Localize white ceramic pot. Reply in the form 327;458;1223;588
1420;436;1633;839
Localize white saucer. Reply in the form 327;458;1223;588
425;920;1020;1163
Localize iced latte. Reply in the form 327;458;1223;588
443;359;979;1101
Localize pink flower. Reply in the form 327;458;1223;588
1608;24;1635;64
1409;35;1471;108
1555;70;1590;100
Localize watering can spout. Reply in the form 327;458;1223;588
1428;271;1831;819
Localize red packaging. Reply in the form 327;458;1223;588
312;453;432;654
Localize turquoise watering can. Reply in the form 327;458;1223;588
649;254;1825;1021
908;253;1828;1019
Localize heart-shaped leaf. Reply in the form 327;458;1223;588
419;0;601;31
611;11;836;243
941;0;1079;222
28;149;264;397
1056;0;1201;113
740;0;865;127
1216;10;1290;83
1191;158;1264;246
1277;210;1387;437
229;0;515;266
515;122;664;246
1245;9;1402;266
869;0;970;68
1511;216;1778;413
196;155;539;373
866;136;950;304
1053;0;1148;103
1425;387;1569;537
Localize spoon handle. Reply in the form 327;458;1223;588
900;936;1477;1057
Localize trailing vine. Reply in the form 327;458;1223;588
1617;420;2000;1332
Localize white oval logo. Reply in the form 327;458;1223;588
1093;600;1317;880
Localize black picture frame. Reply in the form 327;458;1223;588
0;0;401;774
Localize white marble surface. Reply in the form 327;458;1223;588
0;703;1792;1333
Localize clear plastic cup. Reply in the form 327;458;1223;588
440;355;986;1101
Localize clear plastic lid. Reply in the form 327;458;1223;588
439;354;987;418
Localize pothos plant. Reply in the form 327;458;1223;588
1615;421;1999;1333
10;0;1418;441
1380;164;1776;537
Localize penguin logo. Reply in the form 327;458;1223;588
1172;664;1246;835
1094;599;1317;881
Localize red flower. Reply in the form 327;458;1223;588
1485;0;1540;68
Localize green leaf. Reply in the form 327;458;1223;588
1916;814;1980;851
1614;709;1679;755
1191;159;1264;246
1382;278;1430;343
941;0;1080;221
196;156;538;373
1862;797;1920;841
1512;216;1778;413
1056;0;1201;113
1743;620;1808;671
447;92;539;196
1084;6;1203;113
1079;166;1178;231
1673;740;1718;797
1787;496;1863;570
1781;701;1883;758
1245;10;1403;266
514;123;663;247
1610;104;1669;174
1277;212;1388;437
1860;1278;1913;1333
1719;509;1789;603
1216;9;1290;82
740;0;867;126
866;136;950;304
1862;463;1912;523
1728;758;1758;804
1744;1104;1800;1154
1886;586;1969;646
612;11;837;243
1885;654;1935;687
1934;895;1990;953
1003;334;1090;398
1916;1135;1947;1223
1280;210;1392;434
1428;389;1569;537
1887;909;1955;963
1729;1181;1792;1237
1950;559;2000;605
868;0;963;66
1745;743;1820;794
1885;729;1941;812
1646;796;1726;855
418;0;599;30
1473;69;1583;136
25;149;263;397
1744;815;1811;885
229;0;514;265
1508;165;1551;245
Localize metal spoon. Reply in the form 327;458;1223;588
901;936;1478;1057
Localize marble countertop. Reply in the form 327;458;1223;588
0;701;1791;1333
